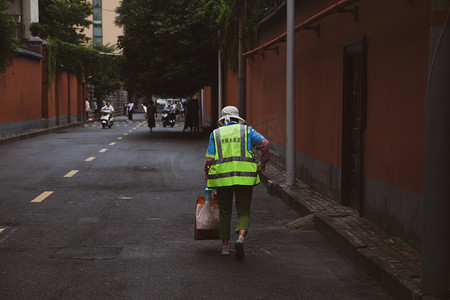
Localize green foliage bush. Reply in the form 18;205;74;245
0;0;19;74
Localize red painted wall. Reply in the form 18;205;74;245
202;86;213;121
223;68;238;108
0;47;86;135
0;58;42;124
245;0;429;197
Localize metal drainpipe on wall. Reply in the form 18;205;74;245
421;2;450;297
218;49;223;116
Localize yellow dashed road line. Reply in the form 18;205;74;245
85;157;96;162
99;148;108;153
31;191;54;203
64;170;79;178
117;137;123;140
109;142;116;146
124;133;128;136
0;228;5;233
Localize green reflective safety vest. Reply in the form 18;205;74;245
207;124;260;188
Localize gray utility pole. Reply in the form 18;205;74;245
218;49;223;116
421;1;450;297
238;0;247;119
286;0;296;186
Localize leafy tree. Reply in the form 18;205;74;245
30;0;93;45
0;0;18;74
216;0;283;72
116;0;219;98
88;43;123;100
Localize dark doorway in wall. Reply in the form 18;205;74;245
342;37;367;214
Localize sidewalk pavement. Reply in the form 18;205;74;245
260;162;423;300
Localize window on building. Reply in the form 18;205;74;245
92;0;102;46
93;36;102;46
93;24;102;37
93;0;102;22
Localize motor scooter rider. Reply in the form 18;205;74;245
101;101;114;121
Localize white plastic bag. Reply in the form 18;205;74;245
196;202;219;230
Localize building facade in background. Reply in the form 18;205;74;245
7;0;39;40
86;0;123;52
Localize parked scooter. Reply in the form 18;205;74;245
162;107;176;127
100;109;113;129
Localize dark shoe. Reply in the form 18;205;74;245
234;239;245;259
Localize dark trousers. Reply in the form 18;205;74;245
217;185;253;241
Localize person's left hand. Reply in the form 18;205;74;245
257;162;266;173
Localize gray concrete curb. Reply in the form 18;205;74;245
0;121;88;145
314;213;422;300
260;170;423;300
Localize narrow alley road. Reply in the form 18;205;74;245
0;114;393;299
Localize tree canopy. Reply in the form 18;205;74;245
216;0;283;73
30;0;93;45
115;0;283;98
116;0;219;98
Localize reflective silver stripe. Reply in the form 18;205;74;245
208;171;258;179
240;125;246;157
214;129;223;159
214;156;255;164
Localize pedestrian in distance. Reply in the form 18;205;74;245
192;96;200;133
127;101;134;122
204;106;270;258
142;103;148;119
183;97;194;133
85;98;91;120
123;102;128;116
147;101;157;133
92;99;98;120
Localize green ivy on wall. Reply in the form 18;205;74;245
216;0;283;73
46;38;122;87
0;0;19;74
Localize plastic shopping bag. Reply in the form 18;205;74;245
194;196;220;240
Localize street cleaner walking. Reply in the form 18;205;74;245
204;106;270;258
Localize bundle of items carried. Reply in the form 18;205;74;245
194;188;219;240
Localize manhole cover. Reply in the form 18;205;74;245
52;247;122;260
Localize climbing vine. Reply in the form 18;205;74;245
0;1;19;74
215;0;284;72
46;38;122;92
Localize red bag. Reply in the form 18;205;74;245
194;196;220;240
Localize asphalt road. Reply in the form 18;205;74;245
0;114;393;299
